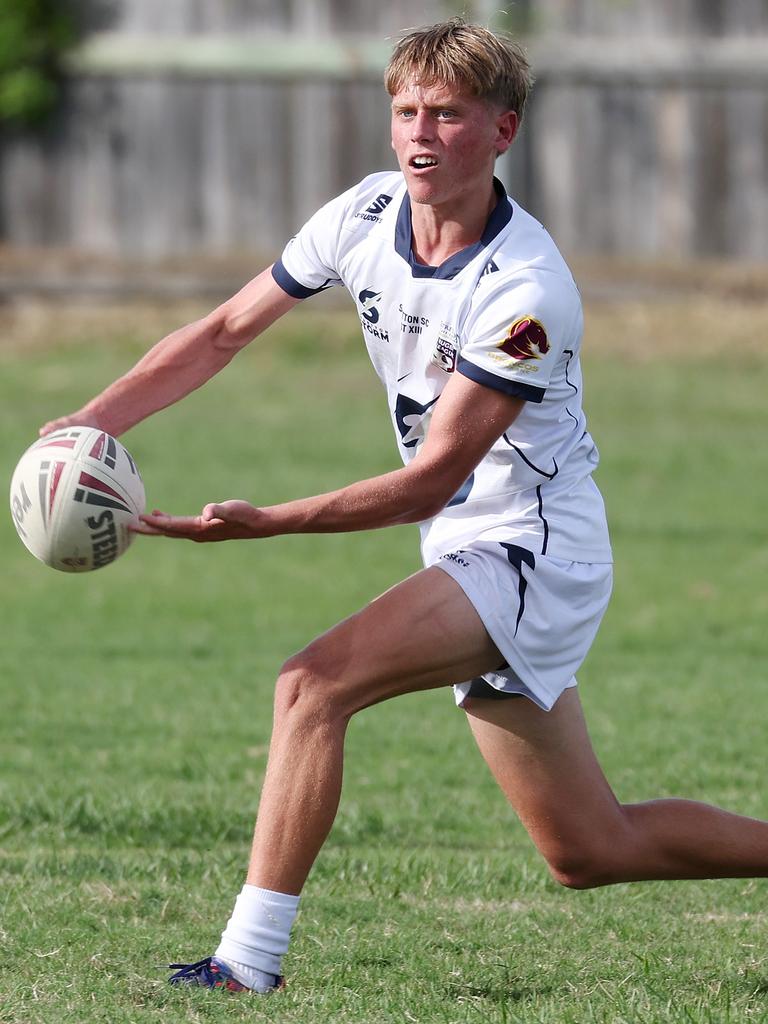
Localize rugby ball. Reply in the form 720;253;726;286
9;427;145;572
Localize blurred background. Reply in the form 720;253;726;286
2;13;768;1024
1;0;767;300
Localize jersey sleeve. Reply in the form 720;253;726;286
458;271;582;403
271;191;349;299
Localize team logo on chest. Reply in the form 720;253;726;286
357;288;389;342
359;288;381;323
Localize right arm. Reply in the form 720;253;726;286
40;267;300;438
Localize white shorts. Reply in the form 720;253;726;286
433;541;613;711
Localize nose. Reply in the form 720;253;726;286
410;110;435;143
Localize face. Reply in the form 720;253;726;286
390;80;517;210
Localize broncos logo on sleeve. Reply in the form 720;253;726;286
497;316;550;361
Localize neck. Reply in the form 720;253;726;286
410;180;498;266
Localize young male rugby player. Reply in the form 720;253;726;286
42;19;768;994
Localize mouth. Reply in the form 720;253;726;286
409;155;439;171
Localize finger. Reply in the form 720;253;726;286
130;520;164;535
39;414;98;437
39;420;64;437
139;513;203;534
138;513;166;525
139;511;183;526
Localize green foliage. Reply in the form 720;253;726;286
0;304;767;1021
0;0;78;124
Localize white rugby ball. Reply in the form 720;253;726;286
9;427;146;572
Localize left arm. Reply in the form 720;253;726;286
138;374;524;541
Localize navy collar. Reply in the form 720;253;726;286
394;177;512;280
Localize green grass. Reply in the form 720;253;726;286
0;302;767;1023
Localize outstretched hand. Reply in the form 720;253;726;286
135;500;274;542
39;411;103;437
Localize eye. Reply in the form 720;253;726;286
436;109;457;120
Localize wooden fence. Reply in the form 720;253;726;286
528;0;768;261
1;0;767;263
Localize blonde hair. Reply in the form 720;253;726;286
385;18;533;121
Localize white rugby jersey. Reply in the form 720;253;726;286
272;171;612;565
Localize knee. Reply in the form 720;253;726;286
274;644;347;723
540;821;634;890
545;849;613;890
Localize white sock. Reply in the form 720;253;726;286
215;884;299;984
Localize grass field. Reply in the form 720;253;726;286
0;295;767;1023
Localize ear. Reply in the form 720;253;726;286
495;110;519;156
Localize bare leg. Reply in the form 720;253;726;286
246;566;502;894
243;562;768;897
465;689;768;888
